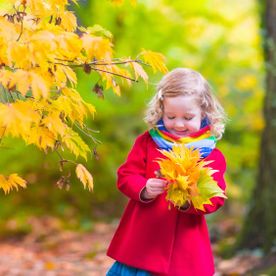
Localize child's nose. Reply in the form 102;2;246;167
175;119;185;128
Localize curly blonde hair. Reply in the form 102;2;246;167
144;68;227;139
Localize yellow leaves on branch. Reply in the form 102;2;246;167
81;34;113;61
157;145;226;211
129;61;148;83
0;0;167;193
63;128;90;160
0;93;94;158
75;164;93;192
0;1;167;99
0;174;27;194
58;87;96;124
1;0;78;28
0;69;51;98
0;101;40;138
140;50;168;74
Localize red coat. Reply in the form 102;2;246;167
107;131;227;276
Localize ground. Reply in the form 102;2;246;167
0;217;274;276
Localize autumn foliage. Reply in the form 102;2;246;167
0;0;167;193
157;145;226;211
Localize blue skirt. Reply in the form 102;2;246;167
106;261;151;276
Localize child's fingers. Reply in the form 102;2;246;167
150;178;167;187
146;183;166;194
157;179;167;185
145;179;167;198
146;190;164;197
148;189;164;195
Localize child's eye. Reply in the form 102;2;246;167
185;117;193;121
167;116;175;120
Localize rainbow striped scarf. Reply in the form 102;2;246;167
149;120;217;158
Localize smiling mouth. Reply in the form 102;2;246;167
173;130;189;136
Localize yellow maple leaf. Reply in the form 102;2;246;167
85;102;96;117
30;30;59;68
27;126;56;151
59;87;95;124
62;65;77;86
30;71;50;98
54;65;69;88
0;101;40;138
62;128;90;160
58;10;77;32
0;69;14;90
0;69;31;95
12;70;31;95
51;95;74;120
8;174;27;190
129;61;148;83
42;112;67;137
0;174;27;194
75;163;93;191
9;42;31;69
140;49;168;74
52;65;77;88
191;169;226;211
175;175;190;190
158;159;177;180
81;34;113;60
27;0;76;20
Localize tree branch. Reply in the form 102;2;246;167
91;67;138;82
54;58;150;67
16;19;24;41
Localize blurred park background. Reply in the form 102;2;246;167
1;0;275;274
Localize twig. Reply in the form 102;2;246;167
16;18;24;41
89;59;140;66
8;91;16;102
74;122;101;144
0;127;7;145
55;149;77;165
3;88;10;103
51;61;137;82
82;125;101;134
53;58;150;67
91;67;137;82
0;86;6;103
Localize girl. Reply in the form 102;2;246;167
106;68;227;276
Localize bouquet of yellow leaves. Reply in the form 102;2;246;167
157;145;226;211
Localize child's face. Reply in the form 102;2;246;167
162;95;202;137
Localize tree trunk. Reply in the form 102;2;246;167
237;0;276;253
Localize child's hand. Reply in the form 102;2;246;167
142;178;167;200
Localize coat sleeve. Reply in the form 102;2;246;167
181;148;227;215
117;133;149;202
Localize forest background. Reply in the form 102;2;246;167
0;0;268;271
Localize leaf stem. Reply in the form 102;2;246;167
74;122;101;144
